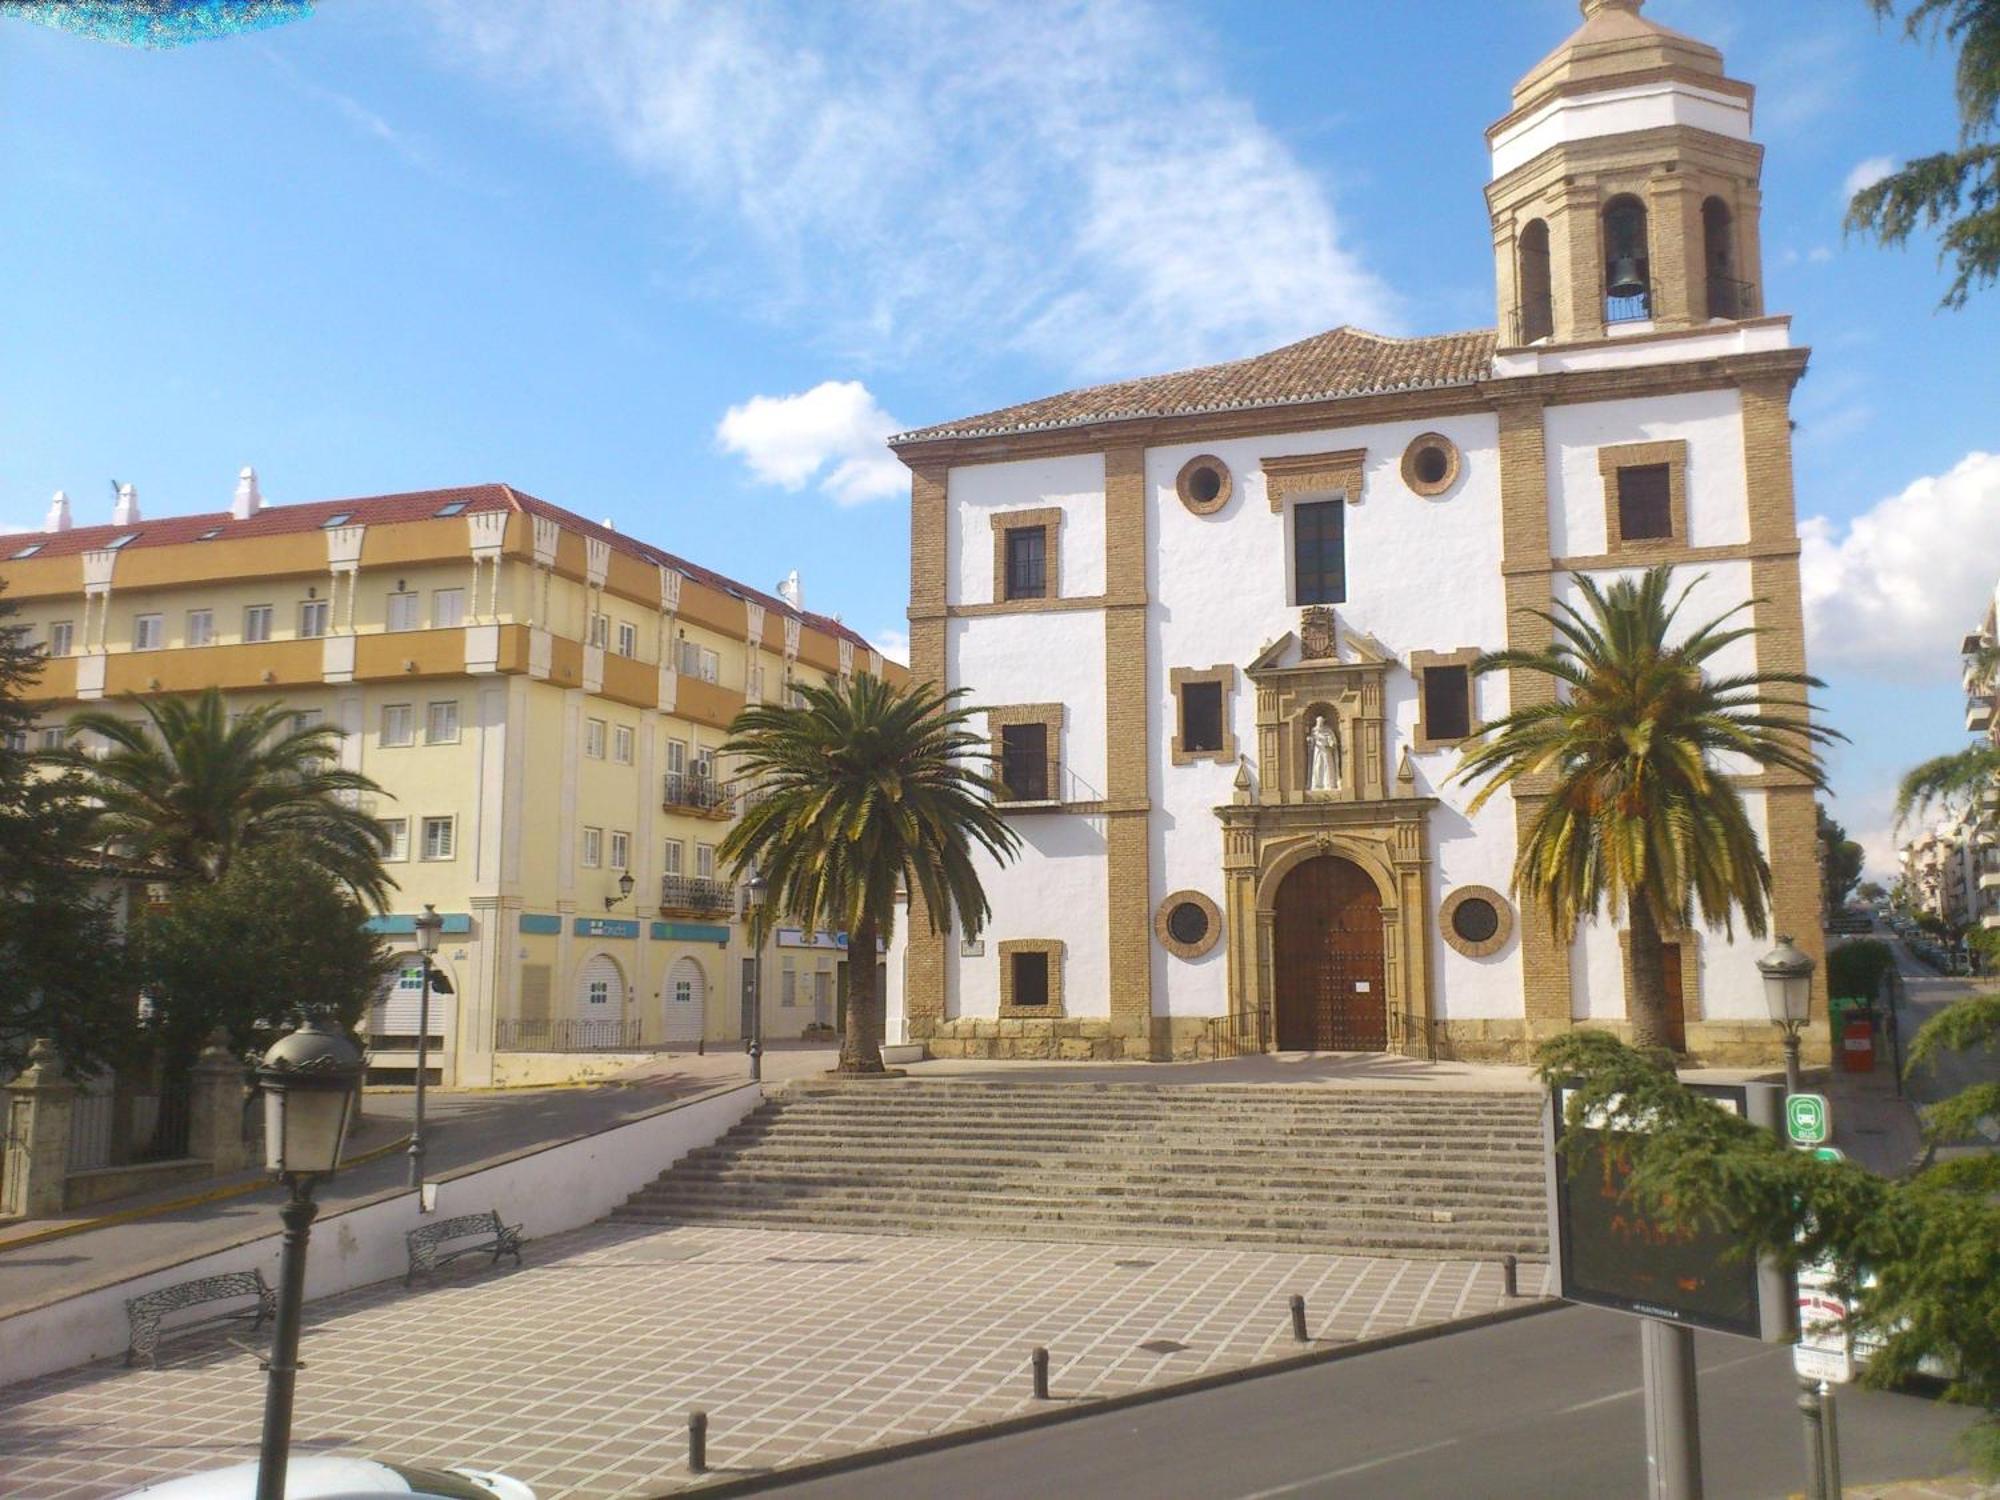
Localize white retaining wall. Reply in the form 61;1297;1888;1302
0;1081;762;1389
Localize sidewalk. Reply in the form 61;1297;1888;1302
0;1057;801;1317
0;1115;409;1255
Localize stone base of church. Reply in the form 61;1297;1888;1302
904;1013;1834;1070
907;1015;1210;1061
1435;1018;1835;1070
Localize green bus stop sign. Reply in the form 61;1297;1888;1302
1787;1093;1830;1146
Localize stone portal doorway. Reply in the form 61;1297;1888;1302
1273;856;1387;1051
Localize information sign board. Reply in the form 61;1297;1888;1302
1786;1093;1831;1146
1547;1081;1794;1341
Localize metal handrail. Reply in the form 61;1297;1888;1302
494;1018;641;1052
1605;290;1652;325
1201;1010;1266;1060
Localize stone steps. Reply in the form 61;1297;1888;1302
618;1083;1551;1257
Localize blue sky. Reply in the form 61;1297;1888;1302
3;0;1996;874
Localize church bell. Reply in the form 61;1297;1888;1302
1607;254;1647;299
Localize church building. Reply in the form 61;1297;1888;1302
884;0;1825;1066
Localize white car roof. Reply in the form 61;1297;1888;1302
118;1456;509;1499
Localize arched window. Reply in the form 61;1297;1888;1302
1601;195;1651;324
1517;219;1553;343
1703;196;1747;318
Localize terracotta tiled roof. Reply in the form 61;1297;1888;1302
892;325;1498;444
5;483;875;651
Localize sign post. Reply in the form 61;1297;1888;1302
1547;1081;1792;1500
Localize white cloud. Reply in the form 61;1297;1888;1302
415;0;1394;380
1801;451;2000;680
1843;155;1898;200
715;381;905;505
870;628;910;667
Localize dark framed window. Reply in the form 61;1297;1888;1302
1423;665;1472;744
1005;526;1047;600
1293;500;1345;605
1011;950;1050;1007
1181;681;1224;754
1617;465;1673;541
1000;722;1049;801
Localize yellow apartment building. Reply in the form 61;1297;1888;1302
1;472;901;1086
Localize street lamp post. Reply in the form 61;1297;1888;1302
746;870;767;1083
1758;934;1815;1096
254;1017;364;1500
408;904;443;1191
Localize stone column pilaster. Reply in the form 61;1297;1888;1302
187;1032;250;1176
4;1040;76;1219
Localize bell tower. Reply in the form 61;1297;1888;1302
1486;0;1766;345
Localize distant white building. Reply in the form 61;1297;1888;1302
884;0;1824;1066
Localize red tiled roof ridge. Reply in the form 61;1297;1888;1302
891;324;1499;445
4;482;876;651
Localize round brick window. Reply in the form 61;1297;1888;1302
1154;889;1223;958
1440;885;1512;958
1175;455;1233;516
1401;433;1461;498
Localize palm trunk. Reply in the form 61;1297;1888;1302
1626;899;1676;1062
836;912;886;1074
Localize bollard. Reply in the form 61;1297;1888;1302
1031;1346;1050;1400
1502;1255;1518;1299
688;1410;708;1474
1289;1293;1309;1343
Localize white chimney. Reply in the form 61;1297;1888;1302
44;490;71;534
112;483;141;526
777;569;802;611
232;466;263;520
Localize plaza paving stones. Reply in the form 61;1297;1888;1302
0;1221;1550;1498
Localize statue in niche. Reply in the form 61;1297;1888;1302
1306;712;1341;793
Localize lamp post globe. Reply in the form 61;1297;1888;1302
1757;934;1815;1097
409;904;444;1191
746;871;768;1083
254;1017;364;1500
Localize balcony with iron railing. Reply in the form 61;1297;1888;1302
1706;275;1759;321
662;769;731;818
1604;289;1652;326
659;874;737;917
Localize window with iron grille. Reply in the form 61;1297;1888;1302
1617;464;1673;541
1423;665;1472;743
1011;950;1050;1007
1181;681;1223;753
1293;500;1345;605
1000;723;1049;801
1005;527;1047;600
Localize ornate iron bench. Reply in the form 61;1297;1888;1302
125;1269;277;1367
404;1209;524;1286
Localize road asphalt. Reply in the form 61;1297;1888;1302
764;1303;1986;1500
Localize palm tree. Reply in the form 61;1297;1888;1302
1454;566;1837;1054
52;688;394;906
1896;743;2000;829
720;673;1019;1074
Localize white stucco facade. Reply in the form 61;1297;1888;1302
886;0;1827;1067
